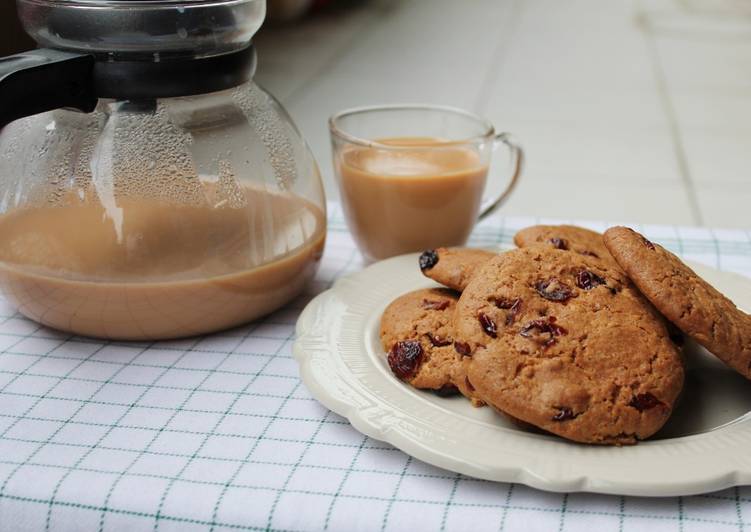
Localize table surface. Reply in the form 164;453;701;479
0;205;750;532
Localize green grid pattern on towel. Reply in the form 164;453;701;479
0;207;750;532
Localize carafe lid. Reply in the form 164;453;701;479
1;0;263;104
18;0;265;59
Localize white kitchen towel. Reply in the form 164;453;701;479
0;205;749;531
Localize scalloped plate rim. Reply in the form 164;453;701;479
293;253;751;496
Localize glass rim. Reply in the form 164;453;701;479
328;104;496;150
18;0;252;8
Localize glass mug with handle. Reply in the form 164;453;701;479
329;104;523;262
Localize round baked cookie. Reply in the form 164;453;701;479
515;226;689;345
604;226;751;380
419;247;497;291
455;247;684;445
514;225;618;267
380;288;480;402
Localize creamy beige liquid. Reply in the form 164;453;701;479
0;187;325;340
337;137;488;261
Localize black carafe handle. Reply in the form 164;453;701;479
0;49;97;128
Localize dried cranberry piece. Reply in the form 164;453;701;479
454;341;472;357
422;299;450;311
387;341;423;380
419;250;439;271
549;238;568;250
478;313;498;338
434;384;459;397
641;236;656;250
629;393;664;412
552;407;577;421
519;317;568;347
535;278;574;302
490;297;522;325
506;299;522;324
492;297;523;325
493;297;517;310
576;270;607;291
426;332;452;347
578;250;599;258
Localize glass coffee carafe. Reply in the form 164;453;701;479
0;0;326;340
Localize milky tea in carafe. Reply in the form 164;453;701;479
0;0;326;340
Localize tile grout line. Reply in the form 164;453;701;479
282;0;408;107
639;3;704;226
473;0;524;115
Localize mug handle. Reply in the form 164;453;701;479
478;132;524;220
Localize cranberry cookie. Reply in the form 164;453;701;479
514;224;617;267
455;247;684;444
419;247;497;291
380;287;480;402
604;226;751;380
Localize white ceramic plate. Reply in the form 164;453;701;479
293;252;751;496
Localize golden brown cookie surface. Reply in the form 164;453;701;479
418;247;497;292
604;226;751;380
455;247;684;445
514;224;618;267
380;288;479;402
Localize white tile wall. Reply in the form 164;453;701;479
695;182;751;227
682;130;751;184
255;0;751;229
